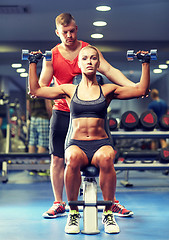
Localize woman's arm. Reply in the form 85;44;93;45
39;58;54;87
114;62;150;99
104;62;150;100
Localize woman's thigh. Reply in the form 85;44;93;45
65;145;89;168
91;145;115;167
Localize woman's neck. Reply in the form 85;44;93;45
81;74;98;87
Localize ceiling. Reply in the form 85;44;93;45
0;0;169;91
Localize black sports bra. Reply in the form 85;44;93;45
70;85;107;119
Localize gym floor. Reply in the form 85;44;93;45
0;169;169;240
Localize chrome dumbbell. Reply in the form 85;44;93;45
127;49;157;61
22;49;52;61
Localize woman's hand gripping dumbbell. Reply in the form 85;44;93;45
22;49;52;64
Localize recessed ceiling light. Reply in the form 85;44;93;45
159;64;168;69
153;69;162;74
93;21;107;27
12;63;22;68
20;72;28;77
96;6;111;11
91;33;104;39
166;60;169;65
16;68;26;73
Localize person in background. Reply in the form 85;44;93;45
27;93;53;176
148;88;168;149
27;95;52;154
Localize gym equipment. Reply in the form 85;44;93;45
108;117;118;131
0;153;50;183
122;150;158;164
139;110;157;130
73;74;104;85
122;150;159;159
120;111;139;130
110;129;169;187
110;130;169;139
1;151;169;183
22;50;52;61
121;148;169;164
160;147;169;163
69;165;112;235
159;114;169;130
127;49;157;61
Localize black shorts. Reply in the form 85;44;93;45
65;138;113;163
49;110;70;158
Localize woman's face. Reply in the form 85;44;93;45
78;47;100;76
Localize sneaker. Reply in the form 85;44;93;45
42;201;66;218
112;200;133;217
65;210;81;234
37;170;50;177
102;210;120;234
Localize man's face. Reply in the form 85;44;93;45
56;20;78;46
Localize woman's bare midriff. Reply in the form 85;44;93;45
71;117;108;140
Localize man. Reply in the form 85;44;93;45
148;89;168;121
148;88;168;149
27;94;52;154
26;95;52;175
35;13;134;218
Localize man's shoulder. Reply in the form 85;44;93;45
160;98;167;104
148;101;156;108
51;44;60;52
80;40;89;47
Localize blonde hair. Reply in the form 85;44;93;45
55;13;75;28
151;89;159;99
79;45;100;61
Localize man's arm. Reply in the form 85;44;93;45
96;48;135;87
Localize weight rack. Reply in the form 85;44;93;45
111;130;169;186
0;130;169;184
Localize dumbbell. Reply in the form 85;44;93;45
108;117;118;131
159;114;169;130
120;111;139;130
127;49;157;61
160;147;169;164
139;110;157;131
22;49;52;61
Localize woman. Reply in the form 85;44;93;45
28;45;150;234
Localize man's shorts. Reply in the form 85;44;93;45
49;110;70;158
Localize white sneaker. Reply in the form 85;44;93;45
102;210;120;234
65;210;81;234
